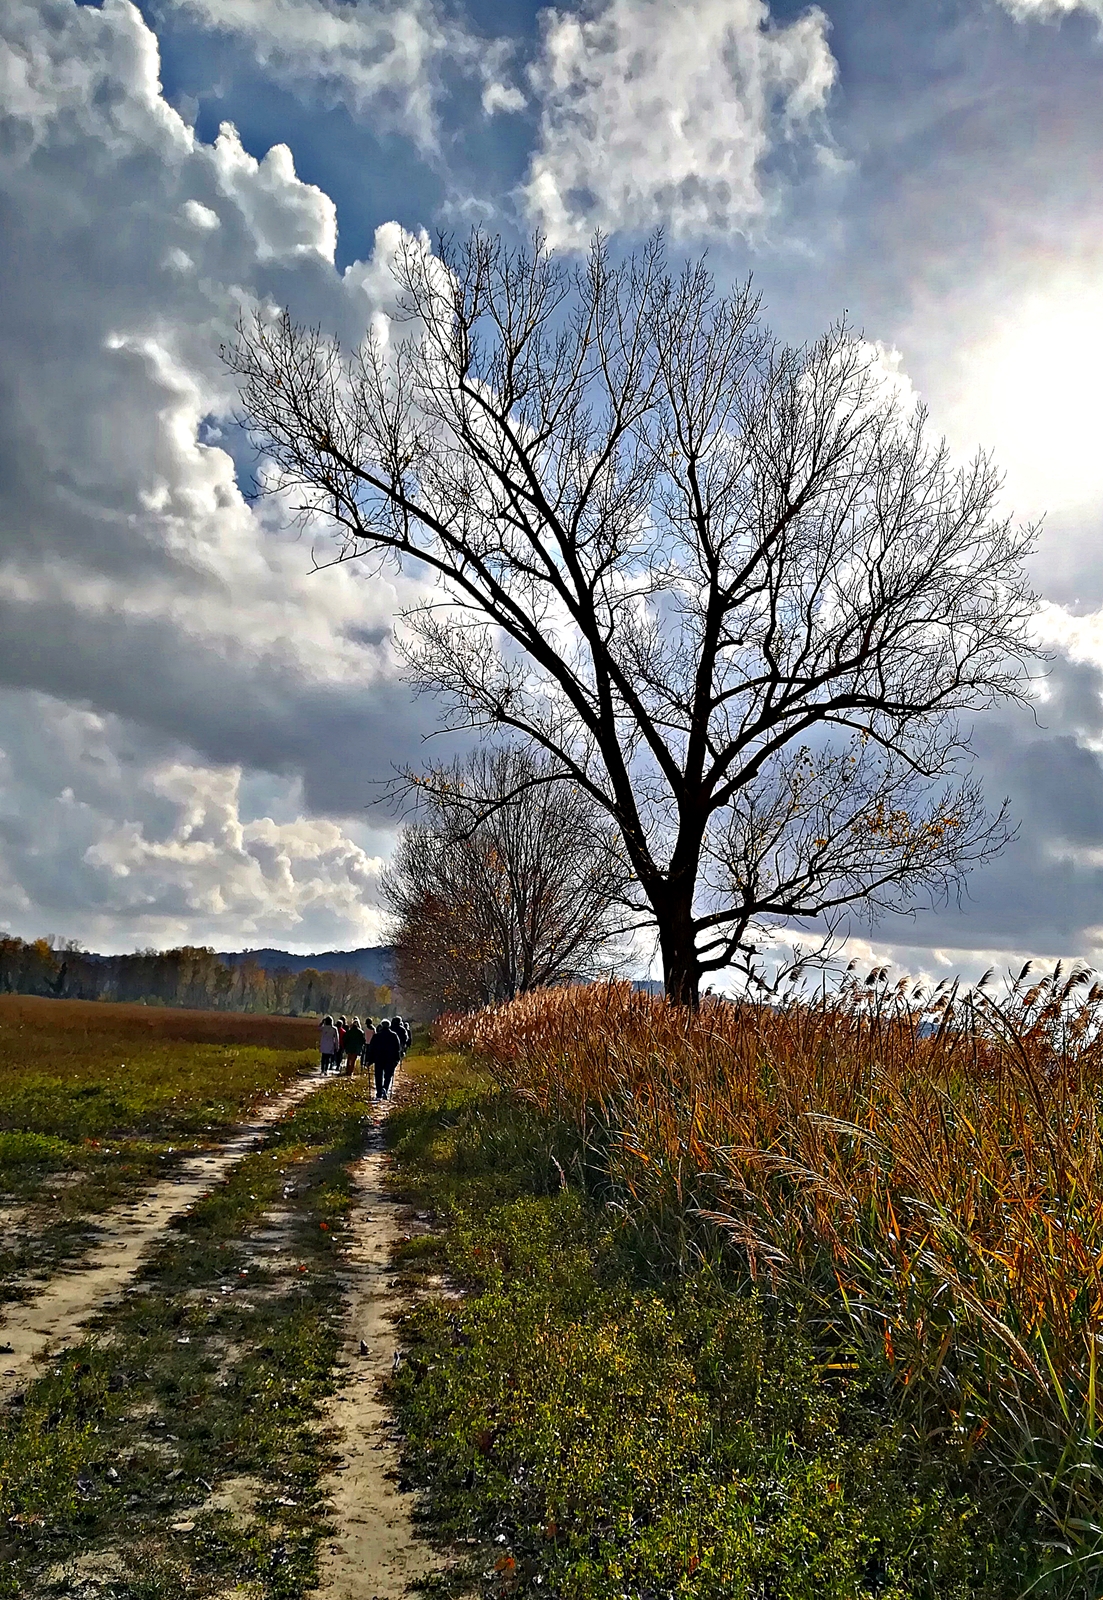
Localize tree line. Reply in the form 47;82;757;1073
0;937;392;1018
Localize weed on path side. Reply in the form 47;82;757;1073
0;1075;374;1599
386;1049;1031;1600
0;999;315;1305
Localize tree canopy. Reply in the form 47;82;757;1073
385;745;631;1012
231;231;1036;1003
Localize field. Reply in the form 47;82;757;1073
0;996;398;1599
388;1060;989;1599
420;975;1103;1597
7;983;1103;1596
0;996;316;1304
0;1075;378;1598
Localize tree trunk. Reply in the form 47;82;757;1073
656;884;701;1008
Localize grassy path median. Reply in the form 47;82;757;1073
0;998;316;1310
0;1076;375;1598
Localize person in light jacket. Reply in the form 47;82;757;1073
319;1015;340;1075
360;1017;377;1071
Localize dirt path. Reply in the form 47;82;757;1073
1;1065;456;1595
0;1070;323;1401
312;1110;454;1600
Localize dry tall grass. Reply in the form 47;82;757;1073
0;994;317;1052
440;971;1103;1557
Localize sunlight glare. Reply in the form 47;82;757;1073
956;279;1103;517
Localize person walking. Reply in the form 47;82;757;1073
343;1016;366;1075
382;1017;405;1097
361;1017;377;1071
318;1014;340;1076
369;1019;401;1101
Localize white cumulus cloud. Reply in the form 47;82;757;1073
165;0;523;145
996;0;1103;17
85;761;386;942
0;0;443;951
0;693;391;950
523;0;838;247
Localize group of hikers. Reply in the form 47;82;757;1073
317;1013;410;1100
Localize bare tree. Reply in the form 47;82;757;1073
383;745;631;1013
229;232;1037;1005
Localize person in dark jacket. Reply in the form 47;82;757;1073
383;1018;406;1094
342;1017;366;1074
369;1019;402;1101
364;1018;383;1090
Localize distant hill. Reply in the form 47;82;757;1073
220;946;395;984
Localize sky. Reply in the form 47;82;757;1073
2;0;1103;979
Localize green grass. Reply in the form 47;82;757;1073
0;995;316;1149
0;1076;376;1599
386;1055;1042;1600
0;998;315;1304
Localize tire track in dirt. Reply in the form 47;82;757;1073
0;1070;324;1402
312;1100;458;1600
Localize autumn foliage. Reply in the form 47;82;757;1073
0;936;389;1018
440;970;1103;1550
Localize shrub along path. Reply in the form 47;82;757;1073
385;1047;1037;1600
